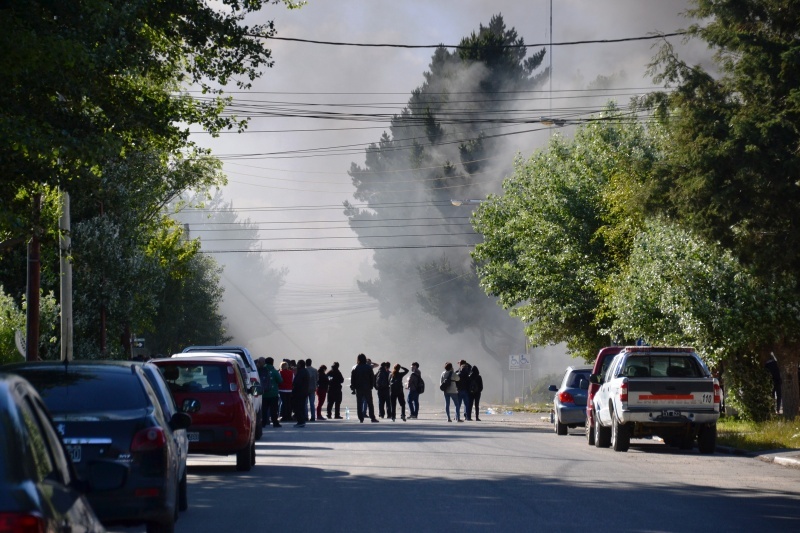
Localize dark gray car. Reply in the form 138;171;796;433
549;366;592;435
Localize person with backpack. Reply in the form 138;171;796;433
259;357;283;428
406;362;424;419
374;362;391;418
316;364;329;420
440;362;461;422
326;362;345;419
388;364;409;421
469;365;483;421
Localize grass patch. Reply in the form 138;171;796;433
717;417;800;452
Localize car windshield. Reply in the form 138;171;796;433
12;368;147;414
622;355;704;378
157;364;228;393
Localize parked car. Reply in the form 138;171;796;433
152;355;259;472
3;361;192;532
549;366;592;435
585;346;623;445
181;346;262;436
0;372;126;533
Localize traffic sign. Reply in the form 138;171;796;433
509;354;531;371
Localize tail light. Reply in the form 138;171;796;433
713;382;722;409
619;381;628;404
0;512;46;533
557;391;575;404
131;427;167;452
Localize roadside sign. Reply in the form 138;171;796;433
509;354;531;371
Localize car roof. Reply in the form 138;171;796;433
155;354;239;365
566;366;593;372
3;360;143;373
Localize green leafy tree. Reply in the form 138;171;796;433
645;0;800;418
346;15;547;361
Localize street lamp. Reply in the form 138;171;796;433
450;199;484;206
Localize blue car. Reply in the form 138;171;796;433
549;366;592;435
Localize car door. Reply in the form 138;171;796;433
143;365;188;483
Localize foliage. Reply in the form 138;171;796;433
0;286;25;365
472;107;662;361
723;354;774;423
717;417;800;452
345;14;548;361
0;286;60;364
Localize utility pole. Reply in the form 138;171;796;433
25;194;41;362
60;191;73;361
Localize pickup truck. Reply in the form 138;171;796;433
590;346;721;453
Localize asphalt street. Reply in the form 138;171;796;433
108;404;800;533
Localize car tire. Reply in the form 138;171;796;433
236;444;253;472
251;441;256;466
697;424;716;454
611;414;630;452
178;472;188;512
586;421;595;445
146;517;175;533
255;417;263;440
594;417;611;448
555;415;568;436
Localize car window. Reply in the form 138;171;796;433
566;371;590;388
604;356;622;382
17;368;148;413
0;408;17;481
26;395;72;485
143;366;178;418
159;363;228;392
17;394;55;483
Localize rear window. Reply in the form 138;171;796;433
565;371;590;388
12;368;147;413
157;363;231;393
621;355;705;378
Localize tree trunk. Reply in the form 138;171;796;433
780;355;799;420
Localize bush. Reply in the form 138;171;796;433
724;355;773;422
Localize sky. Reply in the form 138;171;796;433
184;0;712;401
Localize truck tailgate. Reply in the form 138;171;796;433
627;379;715;410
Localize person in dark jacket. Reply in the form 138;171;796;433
374;362;391;418
389;364;409;421
406;362;422;419
292;360;309;428
316;365;329;420
456;360;473;420
469;365;484;421
326;362;345;419
351;353;379;423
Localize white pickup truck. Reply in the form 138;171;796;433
590;346;720;453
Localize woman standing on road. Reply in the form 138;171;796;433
278;360;294;422
316;364;329;420
469;366;483;421
440;362;461;422
389;364;409;421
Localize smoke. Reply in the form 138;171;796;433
184;0;710;404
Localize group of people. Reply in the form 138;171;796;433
254;353;484;428
439;359;483;422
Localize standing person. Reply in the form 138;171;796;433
351;353;379;423
292;360;309;428
278;360;294;422
316;365;329;420
261;357;283;428
456;360;473;421
326;362;345;419
406;362;423;419
306;359;318;422
374;362;391;418
440;362;461;422
469;365;483;421
389;364;409;421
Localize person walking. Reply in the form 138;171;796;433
292;360;309;428
389;364;409;421
469;365;483;421
306;359;318;422
278;360;294;422
326;362;345;419
456;359;473;421
440;362;461;422
374;362;391;418
406;362;423;419
316;364;329;420
351;353;379;423
260;357;282;428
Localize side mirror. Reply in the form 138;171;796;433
589;374;600;384
170;412;192;431
250;384;263;397
548;385;558;392
182;398;201;413
579;378;589;390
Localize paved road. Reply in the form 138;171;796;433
116;408;800;533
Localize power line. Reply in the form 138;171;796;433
201;243;478;253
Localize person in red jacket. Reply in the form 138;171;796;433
278;360;294;422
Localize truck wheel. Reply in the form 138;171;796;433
586;422;595;445
698;424;717;454
611;415;630;452
595;418;611;448
554;414;568;436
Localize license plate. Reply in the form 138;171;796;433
662;410;681;417
187;432;200;442
66;444;81;463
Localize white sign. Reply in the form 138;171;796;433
509;354;531;371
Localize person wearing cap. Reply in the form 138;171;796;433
406;362;423;419
326;362;345;418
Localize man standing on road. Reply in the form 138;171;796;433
456;360;473;421
306;359;318;422
351;353;379;423
292;360;309;428
374;362;391;418
327;362;345;418
406;362;422;419
260;357;282;428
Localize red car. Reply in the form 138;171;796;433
152;355;260;472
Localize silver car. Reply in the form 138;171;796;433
549;366;592;435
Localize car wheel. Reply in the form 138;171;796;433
178;472;188;512
595;417;611;448
236;444;252;472
698;424;717;454
146;518;175;533
255;417;263;440
251;441;256;466
555;414;568;436
611;414;630;452
586;421;595;445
